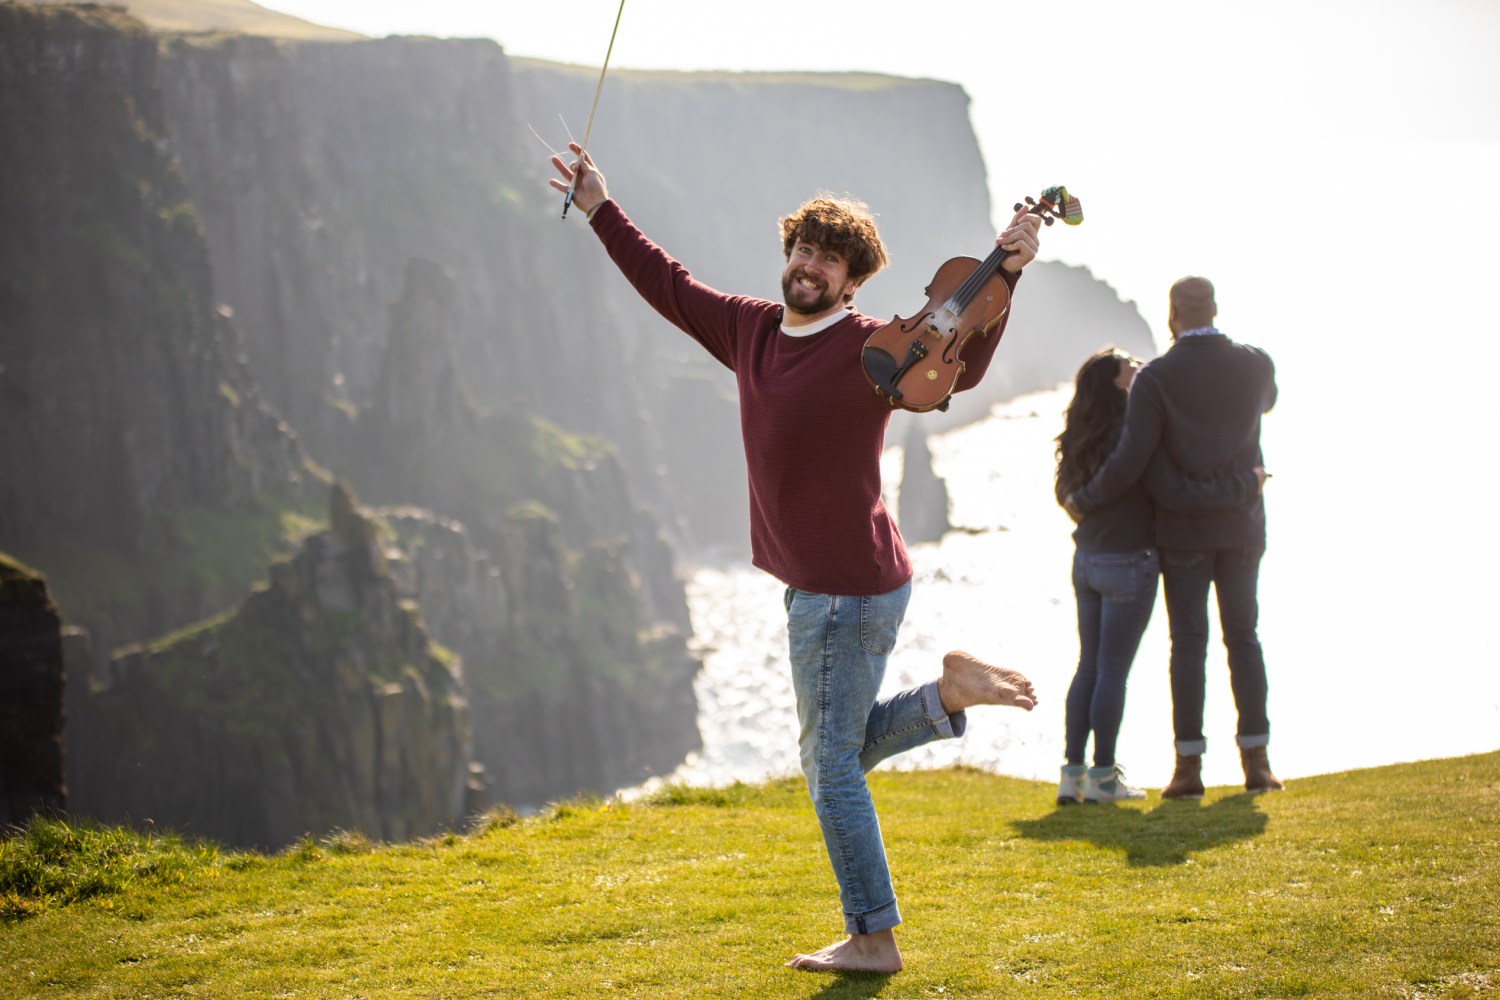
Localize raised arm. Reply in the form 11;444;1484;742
548;143;747;369
953;206;1042;393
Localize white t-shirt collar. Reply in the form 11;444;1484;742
780;307;852;338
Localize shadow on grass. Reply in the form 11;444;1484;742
1011;793;1269;866
803;970;897;998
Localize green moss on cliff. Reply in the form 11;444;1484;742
167;499;324;599
138;612;298;741
504;500;557;523
23;493;323;649
0;552;51;610
531;417;612;472
0;552;44;582
138;606;235;657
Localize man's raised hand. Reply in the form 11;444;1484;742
548;142;608;217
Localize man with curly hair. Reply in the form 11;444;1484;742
551;144;1042;974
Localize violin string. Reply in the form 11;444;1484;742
951;224;1030;313
950;249;1001;312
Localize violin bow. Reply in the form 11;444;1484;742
562;0;628;219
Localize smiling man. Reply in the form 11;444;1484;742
550;143;1041;974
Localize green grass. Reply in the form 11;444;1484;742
2;754;1496;998
24;0;365;41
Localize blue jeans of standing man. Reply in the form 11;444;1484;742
1160;548;1270;754
784;581;965;935
1065;547;1160;768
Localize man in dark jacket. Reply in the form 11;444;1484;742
1066;276;1279;798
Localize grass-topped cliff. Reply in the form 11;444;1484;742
20;0;365;40
3;754;1497;998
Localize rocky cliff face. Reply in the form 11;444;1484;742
0;554;67;826
0;4;324;661
70;485;473;850
379;507;699;807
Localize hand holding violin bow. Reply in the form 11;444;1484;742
549;143;609;219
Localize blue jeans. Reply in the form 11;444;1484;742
784;581;964;935
1065;547;1160;768
1160;548;1270;754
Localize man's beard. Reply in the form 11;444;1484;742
782;269;843;316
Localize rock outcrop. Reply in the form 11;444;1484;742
897;426;953;546
69;485;473;850
379;507;699;808
0;554;67;826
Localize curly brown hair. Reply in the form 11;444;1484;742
1055;348;1137;506
778;195;890;291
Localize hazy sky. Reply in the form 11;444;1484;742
262;0;1499;338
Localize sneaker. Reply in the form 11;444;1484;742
1085;765;1147;803
1057;764;1086;805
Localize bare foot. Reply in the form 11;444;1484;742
938;650;1037;714
785;931;903;973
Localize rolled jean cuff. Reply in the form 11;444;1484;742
920;679;967;739
1175;738;1206;756
1236;733;1269;750
846;897;901;935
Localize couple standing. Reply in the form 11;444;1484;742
1056;276;1281;803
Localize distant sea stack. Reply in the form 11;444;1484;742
898;425;953;545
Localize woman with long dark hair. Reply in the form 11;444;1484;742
1055;348;1258;803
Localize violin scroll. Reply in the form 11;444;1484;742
1014;185;1084;227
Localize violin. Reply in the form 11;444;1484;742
862;186;1083;412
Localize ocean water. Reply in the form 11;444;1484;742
652;383;1500;796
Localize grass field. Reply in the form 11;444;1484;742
3;752;1497;998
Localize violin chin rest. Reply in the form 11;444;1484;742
862;346;902;400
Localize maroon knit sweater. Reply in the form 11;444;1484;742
591;199;1019;596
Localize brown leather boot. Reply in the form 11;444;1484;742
1240;746;1284;793
1161;753;1204;799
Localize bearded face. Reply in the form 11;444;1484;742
781;241;856;319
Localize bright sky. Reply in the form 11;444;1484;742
262;0;1500;334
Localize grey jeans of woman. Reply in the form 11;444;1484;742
784;581;966;935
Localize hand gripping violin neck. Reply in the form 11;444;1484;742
861;186;1083;412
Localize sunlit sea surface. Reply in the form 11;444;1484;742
641;385;1500;797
